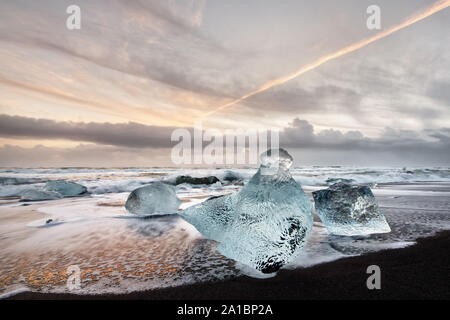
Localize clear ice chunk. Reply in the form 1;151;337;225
21;189;62;201
312;183;391;236
45;180;87;196
125;182;182;216
180;148;314;273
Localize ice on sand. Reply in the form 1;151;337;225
180;148;314;273
125;182;182;216
21;189;62;201
313;183;391;236
45;180;87;197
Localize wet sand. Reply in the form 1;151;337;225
8;230;450;300
1;182;449;300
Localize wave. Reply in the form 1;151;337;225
0;167;449;197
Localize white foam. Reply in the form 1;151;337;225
0;287;29;299
373;189;450;197
235;262;277;279
286;222;348;269
1;167;450;197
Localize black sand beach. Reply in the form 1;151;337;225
9;230;450;300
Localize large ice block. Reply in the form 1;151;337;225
313;183;391;236
180;148;314;273
125;182;182;216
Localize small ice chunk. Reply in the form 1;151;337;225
260;148;293;170
180;148;314;273
313;183;391;236
125;182;182;216
45;180;87;196
20;189;62;201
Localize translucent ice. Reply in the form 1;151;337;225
313;183;391;236
125;182;182;216
21;189;62;201
180;148;314;273
45;180;87;197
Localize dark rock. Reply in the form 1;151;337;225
175;175;220;185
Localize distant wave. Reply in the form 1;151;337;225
0;167;449;196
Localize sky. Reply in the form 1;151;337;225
0;0;449;167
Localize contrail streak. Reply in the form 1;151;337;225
201;0;450;118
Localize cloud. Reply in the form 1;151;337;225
0;0;448;132
280;118;373;149
279;117;450;154
0;114;449;167
0;114;178;148
0;144;173;167
427;80;450;105
243;84;362;114
167;0;207;27
0;0;231;101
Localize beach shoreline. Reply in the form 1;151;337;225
8;230;450;300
